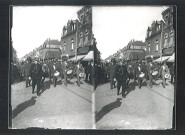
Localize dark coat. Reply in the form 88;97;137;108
115;64;128;81
29;63;43;79
109;63;117;78
85;64;91;74
24;62;32;76
170;65;174;75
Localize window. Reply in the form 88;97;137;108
156;39;159;51
79;32;83;46
164;33;168;47
149;31;152;37
71;39;74;50
148;43;150;52
64;41;66;51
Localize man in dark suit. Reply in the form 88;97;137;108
115;60;128;98
25;57;32;88
109;58;117;89
29;59;43;96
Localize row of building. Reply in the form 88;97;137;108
105;6;175;62
22;6;98;62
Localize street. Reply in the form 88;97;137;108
11;78;93;129
95;79;174;129
11;77;175;129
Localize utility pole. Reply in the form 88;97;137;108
75;23;78;61
49;38;50;59
160;21;163;63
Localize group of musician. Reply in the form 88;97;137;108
95;58;175;98
21;57;93;96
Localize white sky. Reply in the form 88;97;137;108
12;6;168;59
92;6;168;59
12;6;83;59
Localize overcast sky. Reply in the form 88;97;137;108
92;6;168;59
12;6;83;59
12;6;168;59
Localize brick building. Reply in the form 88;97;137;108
61;6;93;60
145;7;175;60
122;40;146;61
105;40;146;62
22;39;61;60
39;39;61;59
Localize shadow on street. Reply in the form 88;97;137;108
95;98;122;123
39;80;51;95
12;96;37;119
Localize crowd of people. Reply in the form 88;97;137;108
11;56;175;97
13;57;94;96
94;58;175;98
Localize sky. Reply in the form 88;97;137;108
12;6;168;59
12;6;83;59
92;6;168;60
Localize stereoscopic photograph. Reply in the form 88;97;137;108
10;5;175;130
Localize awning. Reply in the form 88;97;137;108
153;56;171;62
68;55;85;61
167;53;175;62
82;51;94;61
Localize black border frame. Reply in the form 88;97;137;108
1;0;185;135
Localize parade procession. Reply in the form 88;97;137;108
11;6;175;129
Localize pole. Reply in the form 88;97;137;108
49;38;50;59
160;21;163;63
75;24;78;61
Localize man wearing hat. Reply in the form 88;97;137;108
109;58;117;89
24;57;32;88
29;59;43;96
115;60;128;98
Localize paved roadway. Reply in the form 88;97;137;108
95;79;175;129
11;78;94;129
11;77;174;129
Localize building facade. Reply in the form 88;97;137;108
145;7;175;59
105;40;146;62
61;6;93;60
22;39;61;60
39;39;61;59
